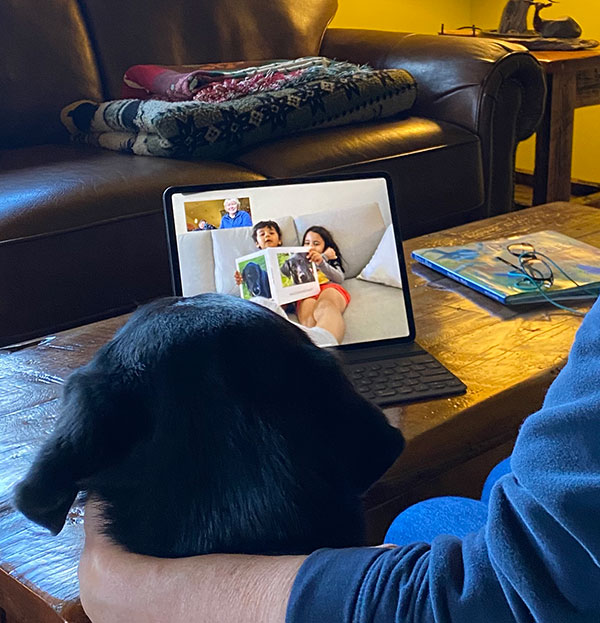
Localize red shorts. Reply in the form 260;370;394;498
298;282;351;307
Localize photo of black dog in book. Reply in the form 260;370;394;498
241;261;271;298
13;294;403;558
280;253;315;285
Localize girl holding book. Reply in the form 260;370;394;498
297;226;351;344
233;223;350;344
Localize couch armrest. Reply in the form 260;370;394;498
321;29;545;142
321;29;546;217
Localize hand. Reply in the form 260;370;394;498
79;499;305;623
323;247;337;261
306;248;323;265
234;270;243;286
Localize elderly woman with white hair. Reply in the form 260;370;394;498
220;197;252;229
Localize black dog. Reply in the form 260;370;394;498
241;261;271;298
13;294;403;557
280;253;315;285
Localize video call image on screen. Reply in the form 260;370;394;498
170;177;410;347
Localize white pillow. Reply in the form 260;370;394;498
358;225;403;289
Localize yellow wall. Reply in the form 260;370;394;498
332;0;600;184
330;0;472;34
472;0;600;183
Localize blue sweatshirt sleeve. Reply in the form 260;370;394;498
240;210;252;226
287;297;600;623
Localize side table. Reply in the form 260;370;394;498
532;48;600;204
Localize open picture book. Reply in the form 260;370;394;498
236;246;320;305
412;230;600;305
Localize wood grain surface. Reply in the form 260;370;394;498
533;48;600;74
0;201;597;621
364;202;599;539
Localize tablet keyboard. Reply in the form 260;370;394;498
347;353;466;407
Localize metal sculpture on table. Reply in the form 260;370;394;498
498;0;531;34
531;1;582;39
486;0;597;50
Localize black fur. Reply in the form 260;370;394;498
281;253;315;285
241;262;271;298
13;294;403;557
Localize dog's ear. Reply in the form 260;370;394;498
336;385;404;494
311;351;405;494
280;261;291;278
13;364;142;535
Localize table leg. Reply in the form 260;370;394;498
533;71;576;205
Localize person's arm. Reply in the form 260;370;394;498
318;257;344;284
306;248;345;284
80;297;600;623
79;502;305;623
288;296;600;622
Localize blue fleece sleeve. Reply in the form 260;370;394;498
287;297;600;623
237;210;252;227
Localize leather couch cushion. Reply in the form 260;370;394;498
80;0;338;99
0;145;263;239
0;0;103;148
233;117;485;237
0;145;264;346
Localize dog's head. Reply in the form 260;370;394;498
294;255;313;283
281;255;311;284
242;262;269;297
13;294;403;553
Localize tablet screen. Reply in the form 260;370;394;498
165;175;412;347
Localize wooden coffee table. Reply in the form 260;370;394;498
1;201;598;623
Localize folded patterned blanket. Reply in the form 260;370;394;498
62;61;417;160
122;57;340;101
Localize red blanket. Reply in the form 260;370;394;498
122;57;330;103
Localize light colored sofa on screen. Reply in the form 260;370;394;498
177;202;409;345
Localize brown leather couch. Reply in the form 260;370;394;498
0;0;545;347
